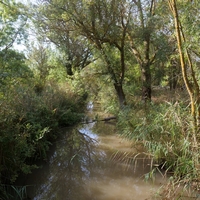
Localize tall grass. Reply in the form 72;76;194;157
117;101;200;198
0;184;29;200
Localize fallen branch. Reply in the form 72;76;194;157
82;116;117;124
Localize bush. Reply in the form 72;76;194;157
0;81;85;185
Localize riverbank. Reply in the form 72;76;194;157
0;83;86;200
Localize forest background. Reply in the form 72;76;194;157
1;0;200;199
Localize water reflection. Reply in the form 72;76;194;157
28;127;100;199
79;122;98;140
24;121;163;200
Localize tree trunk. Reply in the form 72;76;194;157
168;0;200;156
100;46;127;108
169;63;178;90
114;83;126;108
141;63;152;102
66;63;73;76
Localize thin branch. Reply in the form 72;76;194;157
0;1;9;7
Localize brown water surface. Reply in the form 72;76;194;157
20;119;167;200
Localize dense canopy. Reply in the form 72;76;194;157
1;0;200;199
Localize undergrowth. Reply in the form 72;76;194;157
117;101;200;199
0;81;86;198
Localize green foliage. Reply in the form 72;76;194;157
30;0;93;76
0;49;32;89
0;80;85;185
118;102;198;182
0;0;27;50
97;82;119;115
1;0;200;198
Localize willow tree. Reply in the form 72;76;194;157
29;1;93;77
127;0;157;101
63;0;131;107
35;0;131;108
168;0;200;143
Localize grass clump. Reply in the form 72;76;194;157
117;101;200;198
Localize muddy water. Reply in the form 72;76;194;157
21;120;166;200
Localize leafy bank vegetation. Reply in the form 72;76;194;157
0;2;86;197
1;0;200;199
0;50;86;199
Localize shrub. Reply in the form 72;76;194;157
0;81;85;185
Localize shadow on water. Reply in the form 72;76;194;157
19;103;167;200
20;120;166;200
24;125;99;200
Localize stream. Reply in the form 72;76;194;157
21;103;166;200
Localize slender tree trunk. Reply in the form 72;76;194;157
114;83;126;108
168;0;200;164
141;30;152;102
100;47;127;108
141;63;152;101
169;61;179;90
130;0;155;103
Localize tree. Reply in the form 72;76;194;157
168;0;200;148
26;44;53;93
0;0;28;51
127;0;159;102
30;1;94;77
35;0;131;108
0;49;32;92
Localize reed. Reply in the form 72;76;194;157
117;101;200;198
0;184;29;200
